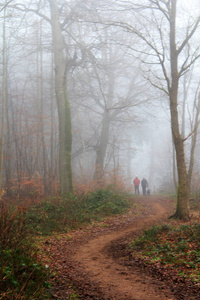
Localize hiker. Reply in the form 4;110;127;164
141;177;148;195
133;176;140;195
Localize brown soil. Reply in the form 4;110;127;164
42;196;200;299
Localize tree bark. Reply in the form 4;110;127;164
40;22;48;194
0;10;6;190
50;52;55;194
48;0;73;194
169;0;189;220
187;93;200;191
93;110;110;180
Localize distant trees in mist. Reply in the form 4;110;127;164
0;0;200;220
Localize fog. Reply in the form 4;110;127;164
0;0;200;195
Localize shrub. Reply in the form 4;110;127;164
0;188;132;298
83;189;130;215
26;189;132;235
0;203;51;299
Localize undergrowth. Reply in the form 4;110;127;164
130;223;200;283
0;204;51;299
0;188;132;299
26;189;132;235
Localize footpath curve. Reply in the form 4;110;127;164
74;196;175;300
43;196;180;299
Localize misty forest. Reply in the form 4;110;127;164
1;0;200;299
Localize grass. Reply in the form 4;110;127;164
0;188;133;299
130;222;200;283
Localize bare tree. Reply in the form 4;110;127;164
0;8;6;190
109;0;200;220
48;0;73;193
2;0;76;194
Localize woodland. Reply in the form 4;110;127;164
1;0;200;299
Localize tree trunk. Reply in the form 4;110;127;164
36;25;40;174
50;52;55;193
93;110;110;180
48;0;73;194
0;11;6;190
169;0;189;220
40;23;48;194
5;85;11;189
172;143;177;190
187;93;200;192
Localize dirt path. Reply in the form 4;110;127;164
42;196;186;299
74;197;175;300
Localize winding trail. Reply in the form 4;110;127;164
74;197;175;299
43;196;180;299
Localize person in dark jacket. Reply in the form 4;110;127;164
141;177;148;195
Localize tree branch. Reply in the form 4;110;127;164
182;122;200;142
0;0;13;12
177;17;200;55
0;2;51;24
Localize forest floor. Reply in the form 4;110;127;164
41;196;200;299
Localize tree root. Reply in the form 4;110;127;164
168;212;191;221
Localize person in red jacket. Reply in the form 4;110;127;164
133;176;140;195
